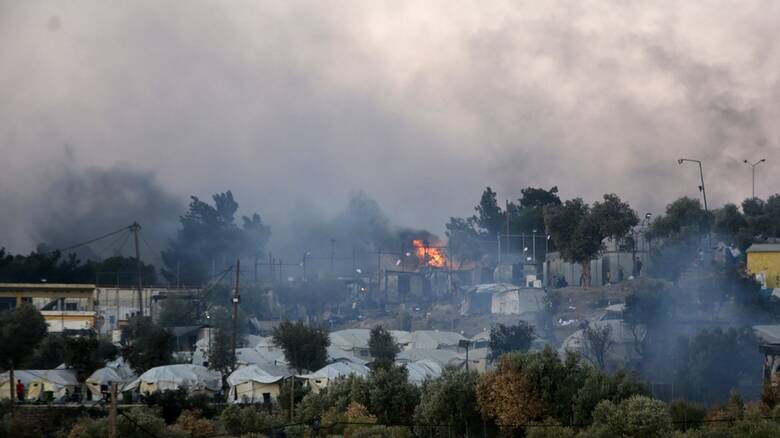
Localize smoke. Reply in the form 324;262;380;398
4;163;182;263
2;1;780;253
271;191;441;273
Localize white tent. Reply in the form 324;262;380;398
0;369;78;401
85;366;136;400
298;362;370;393
125;364;221;396
405;330;467;350
227;365;285;404
405;360;443;385
396;349;465;368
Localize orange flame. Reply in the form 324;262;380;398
412;239;447;268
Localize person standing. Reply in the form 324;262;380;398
15;379;24;403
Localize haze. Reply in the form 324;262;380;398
2;1;778;253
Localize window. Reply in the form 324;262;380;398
65;302;78;311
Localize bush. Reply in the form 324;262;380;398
219;404;285;436
142;389;217;424
587;395;672;438
669;400;706;431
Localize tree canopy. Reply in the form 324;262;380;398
368;325;399;370
272;320;329;373
488;321;536;360
161;191;270;285
121;316;174;374
544;194;637;286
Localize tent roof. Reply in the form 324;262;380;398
227;365;284;386
0;369;78;386
126;364;221;392
405;330;466;349
330;329;371;350
405;360;443;384
397;348;465;367
299;362;369;380
755;325;780;344
86;367;136;385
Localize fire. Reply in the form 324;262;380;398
412;239;447;268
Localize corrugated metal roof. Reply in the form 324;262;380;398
747;244;780;253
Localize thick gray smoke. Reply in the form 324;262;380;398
2;1;779;253
7;165;182;263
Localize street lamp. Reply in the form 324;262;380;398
678;159;711;248
677;158;708;213
743;158;766;199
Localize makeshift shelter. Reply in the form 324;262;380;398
125;364;221;396
0;369;78;401
298;362;370;393
86;366;136;400
227;365;285;404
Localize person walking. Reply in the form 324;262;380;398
15;379;24;403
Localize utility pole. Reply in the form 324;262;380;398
131;222;144;317
329;238;335;274
505;200;510;256
744;158;766;199
108;382;118;438
232;258;240;366
678;158;711;248
497;233;501;264
289;377;295;421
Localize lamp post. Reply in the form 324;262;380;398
677;158;708;213
678;158;711;248
743;158;766;199
532;230;537;263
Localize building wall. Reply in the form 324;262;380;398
747;252;780;288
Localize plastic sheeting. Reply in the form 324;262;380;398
125;364;221;395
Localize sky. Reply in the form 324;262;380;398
1;1;779;254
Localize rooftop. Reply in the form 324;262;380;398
746;244;780;253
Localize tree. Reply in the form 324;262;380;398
272;320;329;373
472;187;505;237
415;368;484;437
670;328;761;404
572;369;649;426
64;333;118;383
477;347;588;427
22;334;66;369
444;217;484;268
488;321;536;360
0;304;48;415
586;396;672;438
121;316;174;374
207;327;235;382
368;325;399;370
581;323;614;370
623;279;669;362
161;191;271;285
544;194;637;287
367;365;420;425
544;199;600;287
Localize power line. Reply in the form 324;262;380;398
44;225;133;256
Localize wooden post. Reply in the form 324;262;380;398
289;377;295;421
109;383;118;438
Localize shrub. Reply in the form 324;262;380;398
669;400;706;431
